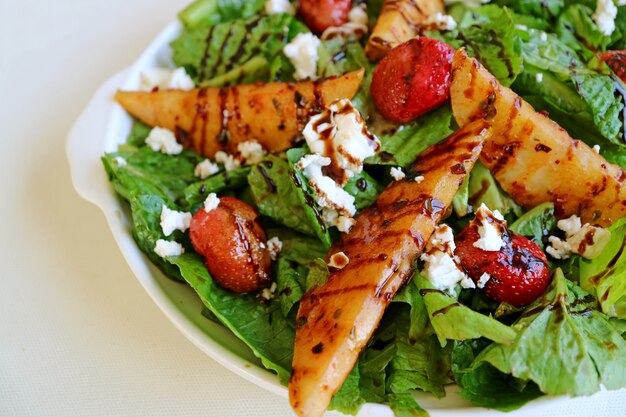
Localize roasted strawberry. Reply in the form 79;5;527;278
455;222;551;307
297;0;352;34
371;37;455;123
600;50;626;83
190;196;271;293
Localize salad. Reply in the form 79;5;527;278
102;0;626;416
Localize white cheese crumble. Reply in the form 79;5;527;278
160;206;192;236
283;32;321;80
390;167;406;181
593;0;618;36
321;5;369;40
145;127;183;155
154;239;185;258
303;99;380;186
194;159;220;179
237;141;267;165
421;12;458;31
515;24;528;31
536;73;544;83
414;175;425;184
203;193;220;213
215;151;242;171
472;204;506;252
328;252;350;269
540;31;548;41
296;154;357;217
546;215;611;259
477;272;491;289
267;237;283;261
140;67;195;92
619;0;626;6
260;282;278;301
264;0;294;15
114;156;127;167
420;224;474;296
321;208;356;232
593;144;601;154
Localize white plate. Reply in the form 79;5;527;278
66;20;566;417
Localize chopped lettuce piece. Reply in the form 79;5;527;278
580;216;626;319
172;13;308;85
473;269;626;397
184;167;251;209
415;275;518;346
248;155;332;247
366;106;455;166
169;253;294;383
467;161;522;217
509;202;557;249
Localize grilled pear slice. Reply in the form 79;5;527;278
365;0;444;61
115;69;364;158
450;49;626;227
289;120;490;417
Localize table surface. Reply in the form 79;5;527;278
2;1;626;416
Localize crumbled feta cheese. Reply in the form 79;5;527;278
515;24;528;31
203;193;220;213
472;204;506;252
321;208;356;232
303;99;380;185
593;0;618;36
592;144;601;154
154;239;185;258
422;12;457;31
237;141;267;165
267;237;283;261
619;0;626;6
540;31;548;41
160;205;192;236
140;67;195;92
477;272;491;289
546;215;611;259
420;224;472;296
194;159;220;179
390;167;406;181
414;175;425;184
296;154;357;217
264;0;295;15
260;282;278;300
536;73;543;83
114;156;127;167
215;151;242;171
321;5;369;39
328;252;350;269
145;127;183;155
283;33;321;80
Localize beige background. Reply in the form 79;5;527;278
1;0;625;416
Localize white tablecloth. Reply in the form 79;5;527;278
1;1;625;416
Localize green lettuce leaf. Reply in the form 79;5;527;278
452;339;543;410
457;5;523;86
168;253;295;383
494;0;563;19
184;167;251;209
580;217;626;319
415;275;518;346
274;257;307;318
468;161;522;217
509;202;557;249
366;106;455;166
248;155;331;247
171;13;308;85
474;269;626;396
